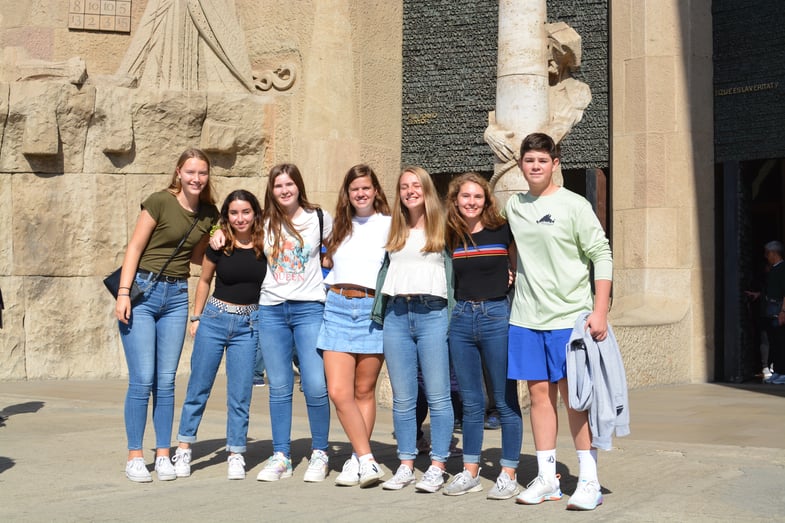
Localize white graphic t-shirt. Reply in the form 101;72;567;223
259;209;333;305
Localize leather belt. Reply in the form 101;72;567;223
329;285;375;299
392;294;446;304
137;269;186;283
208;296;258;315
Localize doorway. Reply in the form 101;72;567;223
716;158;785;381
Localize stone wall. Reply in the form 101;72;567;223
0;0;404;380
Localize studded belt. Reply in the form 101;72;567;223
208;296;258;315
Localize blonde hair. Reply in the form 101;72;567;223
386;166;445;253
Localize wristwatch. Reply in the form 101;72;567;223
190;315;201;322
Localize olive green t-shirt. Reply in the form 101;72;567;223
138;191;219;278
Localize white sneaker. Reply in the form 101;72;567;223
256;452;293;481
443;468;482;496
487;470;521;500
154;455;177;481
415;465;446;493
382;464;415;490
172;447;192;478
227;454;246;480
335;456;360;486
303;449;329;482
359;460;385;488
125;457;152;483
567;479;603;510
515;474;562;504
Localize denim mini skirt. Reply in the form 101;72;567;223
317;290;383;354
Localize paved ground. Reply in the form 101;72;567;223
0;378;783;522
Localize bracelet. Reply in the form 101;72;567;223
119;286;131;290
118;293;130;297
190;315;201;322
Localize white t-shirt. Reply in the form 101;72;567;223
260;208;333;305
381;229;447;298
324;213;391;290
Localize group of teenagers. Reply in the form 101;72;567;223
114;132;613;511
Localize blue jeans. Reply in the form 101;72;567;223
449;298;522;468
177;301;257;453
119;275;189;450
383;296;453;462
257;301;329;456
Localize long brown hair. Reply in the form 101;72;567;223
262;163;320;262
445;172;506;252
166;147;217;205
219;190;265;259
386;166;445;253
325;164;390;262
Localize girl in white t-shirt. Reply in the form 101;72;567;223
317;164;391;488
211;163;333;483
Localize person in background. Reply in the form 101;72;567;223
760;241;785;384
115;148;219;483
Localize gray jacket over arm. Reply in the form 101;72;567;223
566;312;630;450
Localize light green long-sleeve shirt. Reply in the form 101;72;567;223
504;187;612;330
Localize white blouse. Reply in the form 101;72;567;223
381;229;447;298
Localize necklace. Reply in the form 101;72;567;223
236;237;252;245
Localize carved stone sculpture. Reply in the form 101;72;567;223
117;0;256;92
485;1;591;196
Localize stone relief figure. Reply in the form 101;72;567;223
117;0;255;92
485;21;591;189
543;22;592;145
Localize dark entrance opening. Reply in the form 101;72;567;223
716;158;785;382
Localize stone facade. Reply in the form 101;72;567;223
0;0;403;380
609;0;715;384
0;0;721;390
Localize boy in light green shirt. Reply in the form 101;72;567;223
504;133;612;511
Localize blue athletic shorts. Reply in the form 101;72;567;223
507;325;572;382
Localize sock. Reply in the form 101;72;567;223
576;449;598;482
536;449;557;480
358;453;374;465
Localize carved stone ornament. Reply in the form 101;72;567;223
253;63;297;92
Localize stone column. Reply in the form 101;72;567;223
609;0;714;384
491;0;550;201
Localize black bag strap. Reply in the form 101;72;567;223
154;215;201;281
316;207;325;257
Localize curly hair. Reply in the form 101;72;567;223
445;173;506;252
